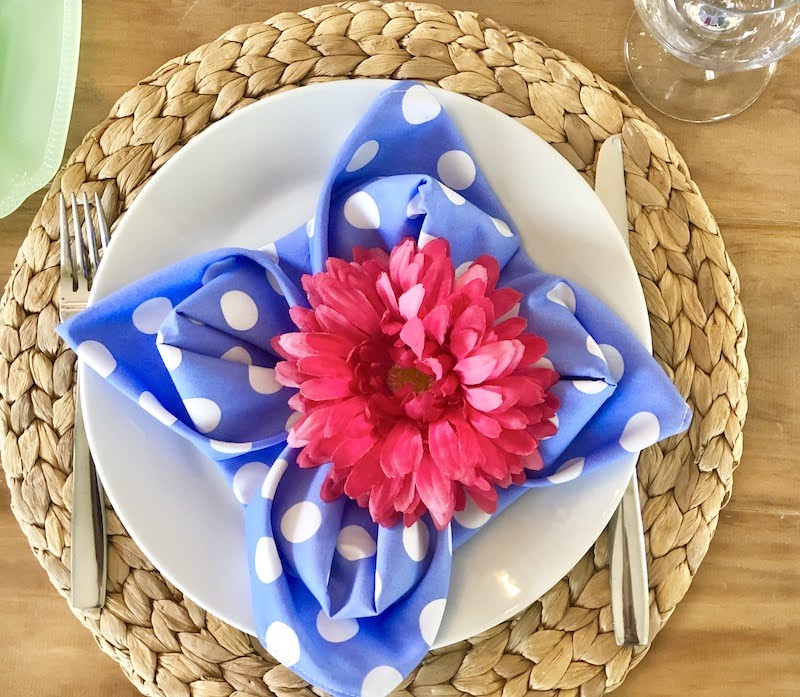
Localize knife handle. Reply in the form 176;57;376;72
609;471;650;646
70;377;108;609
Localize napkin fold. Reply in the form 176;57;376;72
59;82;691;697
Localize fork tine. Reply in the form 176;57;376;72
59;194;75;282
70;194;89;282
82;193;100;270
94;192;111;250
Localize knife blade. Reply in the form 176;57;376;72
595;134;650;646
595;135;629;247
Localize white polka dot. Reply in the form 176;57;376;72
546;282;576;313
266;269;284;297
361;665;404;697
249;365;282;395
344;191;381;230
403;520;429;562
586;335;605;360
254;536;282;583
572;379;608;394
439;182;465;205
306;217;315;238
280;501;322;543
375;572;382;602
132;297;173;334
401;84;442;125
492;217;514;238
496;303;521;324
220;290;258;331
619;412;660;452
600;344;625;383
533;356;554;371
221;346;252;365
419;598;447;645
183;397;221;433
417;232;437;248
264;622;300;667
263;242;279;263
454;497;491;529
137;391;176;426
407;192;424;218
336;525;377;560
547;457;585;484
262;458;289;499
77;340;116;377
156;337;182;371
210;439;252;454
437;150;476;190
285;411;301;432
232;461;270;503
346;140;379;172
316;610;360;643
455;261;472;278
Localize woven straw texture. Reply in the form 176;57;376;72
0;3;748;697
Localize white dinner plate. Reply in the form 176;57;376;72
82;79;649;648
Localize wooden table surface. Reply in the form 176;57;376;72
1;1;798;695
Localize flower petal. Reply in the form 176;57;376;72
493;316;527;340
300;378;352;401
491;287;522;320
415;454;454;530
288;406;333;446
496;428;537;455
464;386;504;412
314;305;369;343
520;333;549;366
375;272;399;314
419;257;453;311
428;419;465;479
400;316;426;359
380;421;423;477
345;445;384;499
332;433;379;471
422;305;450;345
471;255;498;289
467;407;502;438
289;306;321;332
453;353;497;385
398;283;425;320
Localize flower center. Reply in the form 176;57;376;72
386;364;433;395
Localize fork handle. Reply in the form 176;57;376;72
70;377;107;609
609;471;650;646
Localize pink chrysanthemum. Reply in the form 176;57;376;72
272;237;560;530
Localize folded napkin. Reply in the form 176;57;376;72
59;82;691;697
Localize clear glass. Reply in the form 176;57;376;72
625;0;800;122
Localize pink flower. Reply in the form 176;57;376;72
272;237;559;530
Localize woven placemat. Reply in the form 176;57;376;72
0;2;748;696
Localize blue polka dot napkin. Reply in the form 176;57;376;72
58;82;691;697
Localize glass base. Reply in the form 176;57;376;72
624;13;776;123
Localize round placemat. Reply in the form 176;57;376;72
0;2;748;696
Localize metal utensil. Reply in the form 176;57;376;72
594;135;650;646
59;191;110;609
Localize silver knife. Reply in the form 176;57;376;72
595;135;650;646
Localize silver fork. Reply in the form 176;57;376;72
59;191;111;609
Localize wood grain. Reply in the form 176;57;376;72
0;1;798;695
